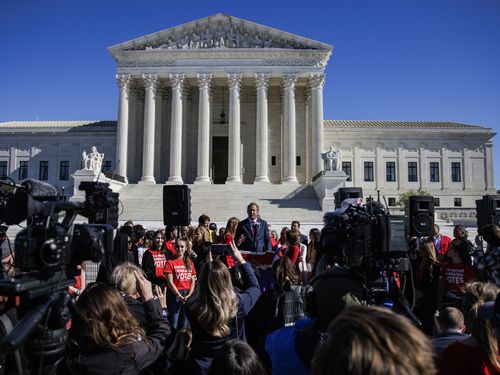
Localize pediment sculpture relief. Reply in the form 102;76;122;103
132;24;315;51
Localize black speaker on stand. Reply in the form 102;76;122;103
163;185;191;226
476;195;500;230
406;196;434;237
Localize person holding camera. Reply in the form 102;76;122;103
165;238;197;330
66;271;171;374
184;241;260;374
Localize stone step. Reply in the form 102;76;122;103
117;183;324;226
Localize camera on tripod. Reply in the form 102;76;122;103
0;178;119;374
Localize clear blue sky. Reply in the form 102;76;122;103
1;0;499;187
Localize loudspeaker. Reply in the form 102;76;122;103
476;195;500;230
406;196;434;237
163;185;191;226
334;187;363;209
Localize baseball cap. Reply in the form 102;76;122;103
478;293;500;323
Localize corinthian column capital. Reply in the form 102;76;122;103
142;74;158;90
255;73;270;90
309;73;326;89
169;74;185;90
116;74;131;90
227;73;243;89
282;74;298;89
197;73;213;89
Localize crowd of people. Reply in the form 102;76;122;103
2;202;500;374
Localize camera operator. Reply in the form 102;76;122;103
65;271;171;374
265;264;365;374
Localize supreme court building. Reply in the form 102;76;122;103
0;13;496;211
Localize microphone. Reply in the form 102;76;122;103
21;179;58;198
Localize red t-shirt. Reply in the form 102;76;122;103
285;245;301;265
165;258;196;291
441;262;476;293
223;233;235;268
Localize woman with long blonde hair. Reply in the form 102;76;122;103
185;242;260;374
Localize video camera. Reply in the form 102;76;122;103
321;197;408;274
321;192;420;323
0;178;119;374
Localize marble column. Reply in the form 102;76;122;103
397;144;405;189
181;86;190;181
167;74;185;184
140;74;157;184
305;89;312;182
227;73;243;183
309;73;325;178
441;144;450;190
375;144;384;189
485;142;495;190
463;147;472;189
419;145;428;190
115;74;131;182
195;73;212;184
254;73;270;183
282;74;298;183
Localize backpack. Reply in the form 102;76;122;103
275;282;308;327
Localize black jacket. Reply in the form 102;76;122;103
67;299;171;375
184;262;261;374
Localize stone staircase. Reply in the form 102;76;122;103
116;182;324;229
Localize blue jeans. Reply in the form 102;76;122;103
167;289;189;330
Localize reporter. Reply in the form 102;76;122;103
184;241;260;374
66;272;171;374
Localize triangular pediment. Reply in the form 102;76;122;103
109;13;332;52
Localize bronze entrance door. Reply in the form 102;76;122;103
212;137;228;184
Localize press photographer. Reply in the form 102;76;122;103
0;178;118;374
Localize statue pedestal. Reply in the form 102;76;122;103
71;169;96;202
312;170;348;212
70;169;127;202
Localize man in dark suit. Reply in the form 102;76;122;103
235;202;272;253
291;220;308;246
431;307;468;358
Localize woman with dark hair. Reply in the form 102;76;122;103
185;242;260;374
414;239;441;335
441;240;477;307
284;229;301;265
165;225;179;257
273;256;306;327
96;231;131;284
306;228;321;279
66;273;171;374
208;340;267;375
165;238;196;330
142;230;169;288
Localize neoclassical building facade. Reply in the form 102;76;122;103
0;14;496;210
109;13;330;185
